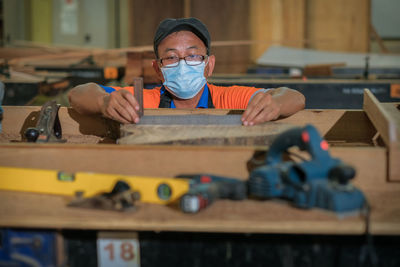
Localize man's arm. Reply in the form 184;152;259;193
68;83;140;124
241;87;305;126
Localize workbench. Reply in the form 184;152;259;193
0;91;399;266
0;91;399;236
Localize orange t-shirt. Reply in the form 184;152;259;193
102;83;265;109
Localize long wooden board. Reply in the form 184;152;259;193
0;145;398;235
119;122;294;146
0;107;375;145
363;89;400;181
1;190;398;235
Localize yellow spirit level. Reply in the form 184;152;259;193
0;166;190;205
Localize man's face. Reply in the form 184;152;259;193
153;30;215;83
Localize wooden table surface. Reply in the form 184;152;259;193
0;188;399;235
0;105;399;235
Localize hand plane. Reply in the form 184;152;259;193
24;100;66;143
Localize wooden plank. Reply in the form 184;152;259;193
0;145;390;190
363;89;400;181
382;103;400;182
184;0;191;17
124;52;143;84
0;144;254;179
0;191;372;234
129;0;184;47
249;0;306;62
118;123;294;146
282;0;306;48
363;90;395;145
306;0;370;52
0;105;380;151
1;106;377;147
124;51;158;85
0;146;397;234
0;47;52;61
381;103;400;140
192;0;250;73
0;106;355;142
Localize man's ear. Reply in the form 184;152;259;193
152;60;164;82
205;55;215;78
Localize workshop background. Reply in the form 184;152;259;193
1;0;400;267
1;0;400;108
1;0;400;106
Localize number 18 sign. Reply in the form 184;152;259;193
97;232;140;267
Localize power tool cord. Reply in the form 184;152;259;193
289;151;379;267
358;201;379;267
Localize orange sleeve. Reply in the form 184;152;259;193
208;84;265;109
105;86;162;109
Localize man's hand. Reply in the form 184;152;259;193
241;92;281;126
100;89;141;124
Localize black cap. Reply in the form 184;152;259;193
153;17;211;57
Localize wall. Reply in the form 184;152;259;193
191;0;250;73
306;0;370;53
372;0;400;38
52;0;116;48
2;0;374;73
118;0;130;48
3;0;30;44
31;0;52;44
52;0;83;46
249;0;306;62
82;0;115;48
128;0;184;47
127;0;370;72
127;0;250;73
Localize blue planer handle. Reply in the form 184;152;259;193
266;124;332;165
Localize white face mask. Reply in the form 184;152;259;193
161;60;207;99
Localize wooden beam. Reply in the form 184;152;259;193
249;0;306;62
184;0;191;18
306;0;370;52
118;122;294;146
363;89;400;181
0;106;377;146
0;106;350;137
370;24;389;54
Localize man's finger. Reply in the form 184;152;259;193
107;108;131;124
116;95;139;122
250;106;275;125
114;99;137;123
109;91;139;122
241;93;262;123
242;93;270;125
121;90;140;112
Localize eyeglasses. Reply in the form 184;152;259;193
159;55;208;68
